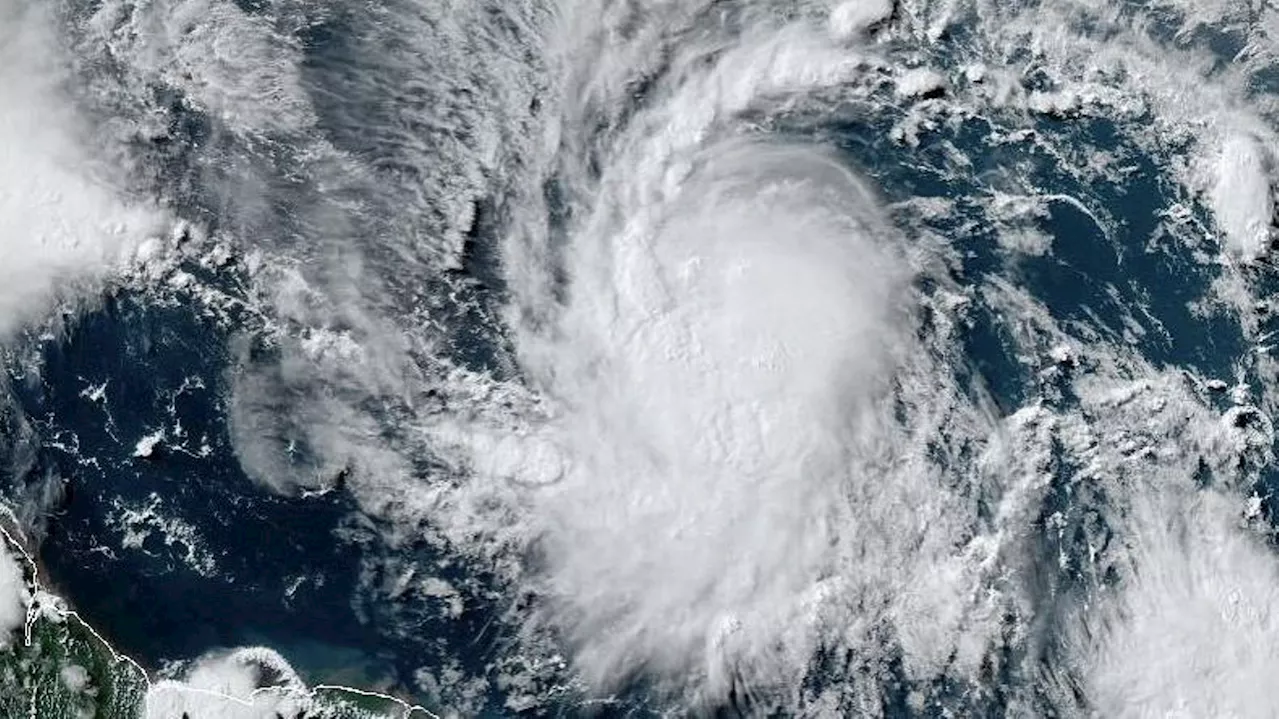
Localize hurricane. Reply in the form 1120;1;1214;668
0;0;1275;717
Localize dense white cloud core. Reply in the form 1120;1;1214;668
1211;133;1274;263
1075;492;1279;719
0;1;164;337
518;141;911;694
0;539;30;648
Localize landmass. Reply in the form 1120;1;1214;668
0;514;438;719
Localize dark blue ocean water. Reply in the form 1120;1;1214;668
3;291;517;713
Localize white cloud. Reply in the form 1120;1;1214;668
0;0;166;338
85;0;315;137
145;647;307;719
1210;133;1274;263
1071;491;1278;719
828;0;894;40
520;143;918;697
895;67;946;99
0;537;31;648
